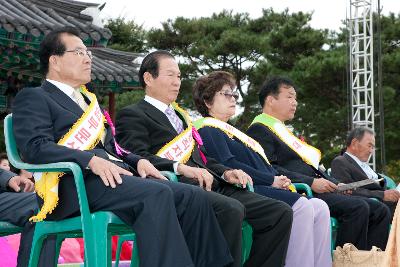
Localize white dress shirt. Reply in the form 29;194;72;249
47;79;121;162
144;95;181;173
345;152;379;180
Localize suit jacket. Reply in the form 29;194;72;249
331;153;385;200
246;122;339;186
116;99;229;184
0;169;17;193
12;81;142;219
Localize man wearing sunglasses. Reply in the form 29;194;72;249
116;50;293;267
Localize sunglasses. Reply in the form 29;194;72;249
219;91;239;100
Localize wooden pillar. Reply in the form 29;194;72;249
108;92;116;122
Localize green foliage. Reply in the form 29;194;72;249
105;17;147;52
107;9;400;170
148;10;264;86
385;160;400;183
102;90;145;113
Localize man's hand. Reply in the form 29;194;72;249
177;164;213;191
272;175;292;190
137;159;167;180
8;175;34;192
337;183;353;195
223;169;253;189
383;189;400;202
88;156;133;188
311;178;338;193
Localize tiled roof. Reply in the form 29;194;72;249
90;47;140;83
0;0;141;88
0;0;111;42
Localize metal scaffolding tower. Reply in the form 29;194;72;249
349;0;375;169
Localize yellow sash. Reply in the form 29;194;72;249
156;102;195;163
194;117;270;164
251;113;321;169
30;85;105;222
195;117;296;192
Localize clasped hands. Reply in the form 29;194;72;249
88;156;166;188
177;163;253;191
272;175;292;190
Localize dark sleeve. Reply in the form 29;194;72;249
0;169;17;191
331;157;384;200
13;88;94;169
116;106;175;171
121;152;143;170
330;157;354;184
199;127;274;186
247;123;315;186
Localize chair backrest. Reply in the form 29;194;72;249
3;114;25;169
379;173;397;189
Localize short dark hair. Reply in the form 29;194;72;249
39;26;81;75
139;50;175;88
0;153;8;162
192;71;236;117
346;127;375;147
258;76;295;108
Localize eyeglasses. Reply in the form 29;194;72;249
64;49;93;59
219;91;239;100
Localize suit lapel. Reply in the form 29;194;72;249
140;100;179;134
42;81;83;117
343;153;369;179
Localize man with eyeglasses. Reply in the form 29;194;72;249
115;50;293;267
12;27;234;267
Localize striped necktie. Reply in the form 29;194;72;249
165;107;184;134
72;90;88;111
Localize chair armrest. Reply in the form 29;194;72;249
379;173;396;189
293;183;313;197
14;161;91;223
161;171;178;182
12;161;82;174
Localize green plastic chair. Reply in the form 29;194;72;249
114;233;138;267
379;173;397;189
293;183;338;252
0;221;23;236
4;114;138;267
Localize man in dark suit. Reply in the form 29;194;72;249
12;27;233;267
116;50;293;267
0;168;55;266
246;76;391;250
331;127;399;218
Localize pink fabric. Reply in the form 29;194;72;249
0;237;18;267
192;127;207;165
6;234;20;253
59;238;84;263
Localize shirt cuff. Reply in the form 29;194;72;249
173;162;180;175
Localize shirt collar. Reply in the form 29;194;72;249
345;151;364;166
46;79;77;100
144;95;173;113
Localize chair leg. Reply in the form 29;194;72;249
90;222;112;267
130;234;139;267
115;236;123;267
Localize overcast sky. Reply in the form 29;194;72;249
85;0;399;31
